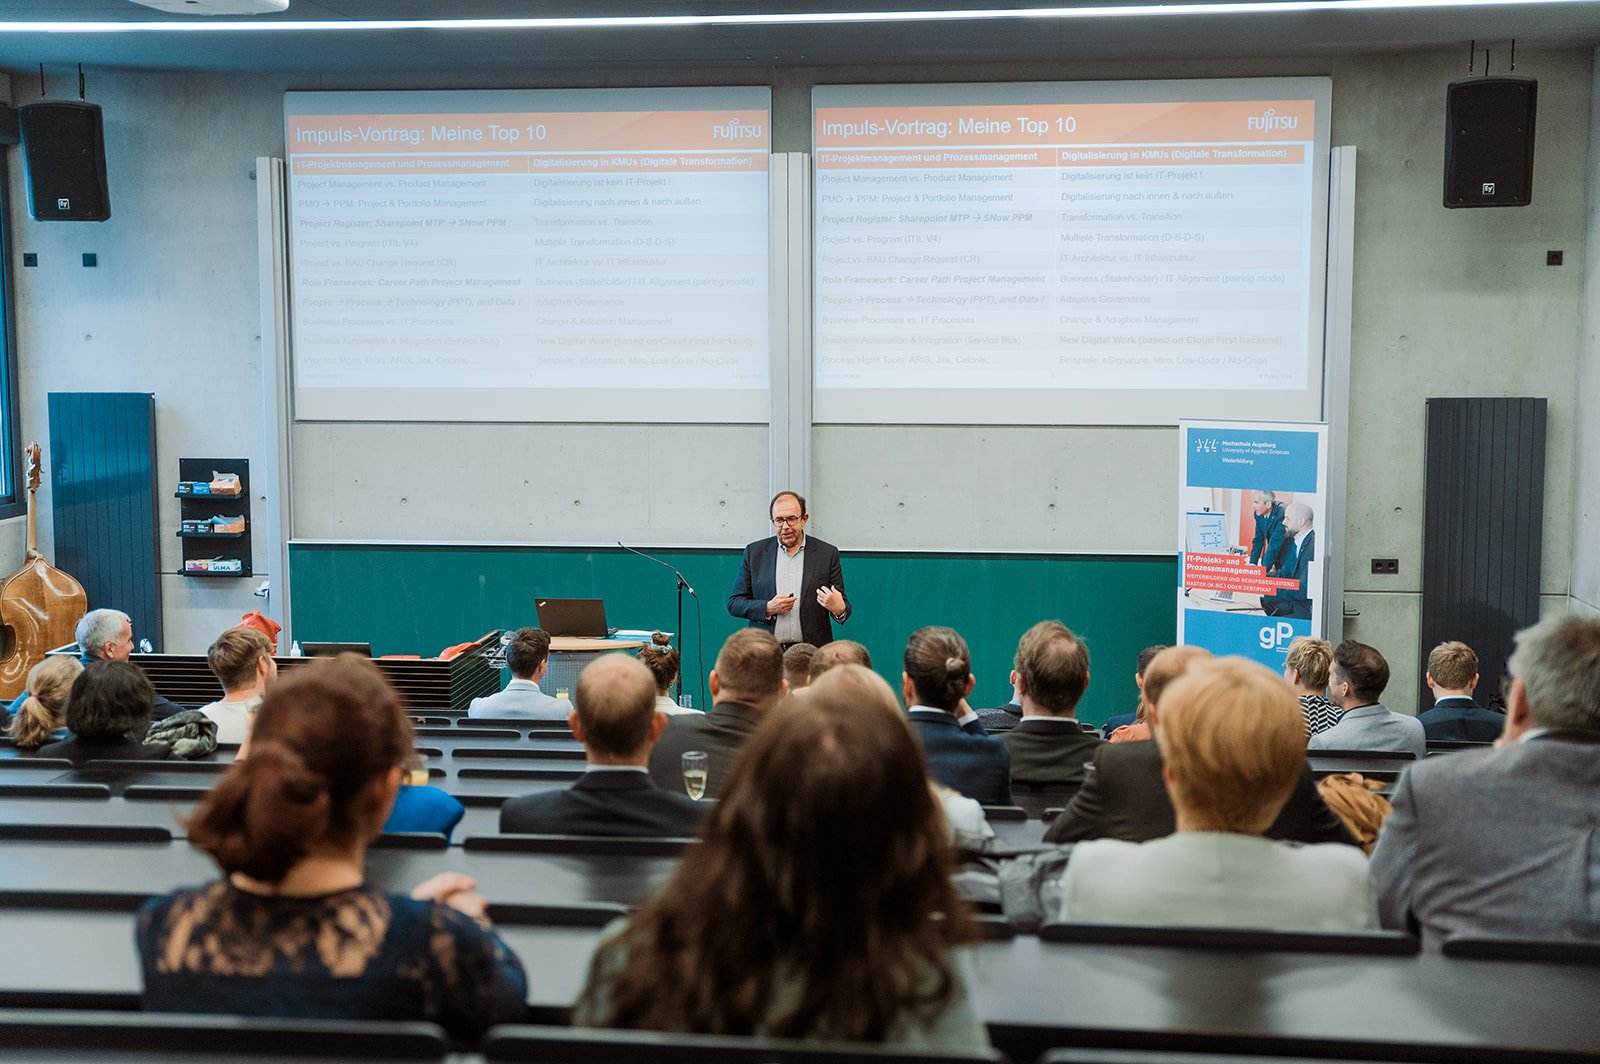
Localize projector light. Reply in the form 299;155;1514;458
126;0;289;14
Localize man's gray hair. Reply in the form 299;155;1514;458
1507;614;1600;732
1252;490;1277;503
75;609;130;658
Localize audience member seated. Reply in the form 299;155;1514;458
4;609;184;723
468;627;572;721
1416;640;1504;742
383;763;467;841
638;632;695;716
137;656;527;1035
1060;657;1377;931
902;626;1012;807
1371;614;1600;948
648;629;787;800
574;670;989;1049
502;655;705;837
5;656;82;751
809;638;871;683
39;660;172;765
1109;645;1208;746
1308;641;1426;758
1045;645;1356;847
1284;636;1340;738
196;626;277;744
974;675;1022;735
1101;644;1166;739
782;642;818;693
1002;621;1102;792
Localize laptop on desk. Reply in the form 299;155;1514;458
301;641;373;658
534;598;612;638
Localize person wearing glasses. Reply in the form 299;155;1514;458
727;490;851;648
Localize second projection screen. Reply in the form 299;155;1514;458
812;78;1331;425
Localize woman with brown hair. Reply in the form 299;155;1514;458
638;631;694;715
574;663;989;1048
6;656;82;750
136;656;527;1035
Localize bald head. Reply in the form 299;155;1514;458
572;654;663;762
1285;502;1314;532
1143;644;1213;730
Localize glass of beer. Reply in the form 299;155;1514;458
681;750;709;801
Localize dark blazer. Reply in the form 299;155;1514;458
647;701;763;801
37;732;172;766
1417;697;1504;743
975;701;1022;734
500;769;706;837
1249;502;1286;567
1261;529;1314;620
1002;718;1103;790
727;535;851;646
1043;738;1356;847
908;709;1012;806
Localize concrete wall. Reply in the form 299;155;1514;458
0;48;1592;686
1575;47;1600;620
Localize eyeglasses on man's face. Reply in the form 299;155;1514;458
772;515;805;526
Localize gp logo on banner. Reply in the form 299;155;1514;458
1177;419;1328;667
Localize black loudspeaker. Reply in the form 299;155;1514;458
1443;76;1536;208
18;101;110;222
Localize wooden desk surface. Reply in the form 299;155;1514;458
549;638;644;652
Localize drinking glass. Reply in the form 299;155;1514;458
681;750;709;801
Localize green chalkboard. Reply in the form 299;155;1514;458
288;543;1176;727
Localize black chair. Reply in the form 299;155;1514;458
0;823;172;843
0;783;112;799
371;832;449;851
0;759;73;771
1424;740;1492;753
415;726;521;741
1039;922;1418;955
485;901;628;928
1308;749;1416;761
980;805;1029;823
457;717;574;733
0;1011;450;1060
455;767;585;782
123;785;212;802
1441;935;1600;965
451;746;586;762
409;715;453;727
81;759;230;773
1011;786;1080;821
482;1026;1001;1064
464;833;694;858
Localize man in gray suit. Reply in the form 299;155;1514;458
468;627;573;721
1371;614;1600;948
1307;641;1426;759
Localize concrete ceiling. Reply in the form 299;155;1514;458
0;1;1597;74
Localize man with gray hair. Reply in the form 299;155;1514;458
1370;614;1600;948
4;608;184;724
1261;502;1315;619
1248;490;1288;570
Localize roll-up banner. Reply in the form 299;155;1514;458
1177;420;1328;669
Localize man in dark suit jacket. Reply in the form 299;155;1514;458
1044;643;1356;847
1261;503;1314;620
974;678;1023;735
1001;621;1102;793
1248;491;1287;568
500;654;705;837
647;628;786;801
1416;640;1504;742
1372;615;1600;948
727;490;850;647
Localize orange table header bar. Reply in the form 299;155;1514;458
289;110;770;154
814;100;1315;149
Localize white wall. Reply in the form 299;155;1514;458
1575;48;1600;619
1;48;1592;688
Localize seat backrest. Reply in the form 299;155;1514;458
0;1011;449;1060
979;805;1029;823
1308;749;1416;761
1040;922;1418;955
464;833;694;858
486;901;629;928
0;823;171;843
0;758;74;771
452;746;587;762
1441;935;1600;965
482;1025;1002;1064
0;783;113;799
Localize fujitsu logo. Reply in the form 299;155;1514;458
713;116;763;141
1247;108;1299;132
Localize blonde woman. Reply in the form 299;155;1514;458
8;656;83;750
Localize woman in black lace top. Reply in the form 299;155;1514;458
137;656;527;1036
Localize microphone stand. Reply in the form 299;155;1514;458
617;541;697;703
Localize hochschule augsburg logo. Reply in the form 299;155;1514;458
713;116;763;141
1246;107;1299;132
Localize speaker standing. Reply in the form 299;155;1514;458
727;491;851;648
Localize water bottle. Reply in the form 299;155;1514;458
678;693;694;710
289;640;303;657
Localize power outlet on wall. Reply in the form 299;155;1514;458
1371;558;1399;575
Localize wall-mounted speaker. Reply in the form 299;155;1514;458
1443;76;1536;209
18;101;110;222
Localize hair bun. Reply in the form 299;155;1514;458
652;631;671;646
945;656;964;675
187;740;330;883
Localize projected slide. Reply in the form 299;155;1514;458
285;88;771;422
812;79;1330;425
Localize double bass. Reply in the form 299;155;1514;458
0;443;87;699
